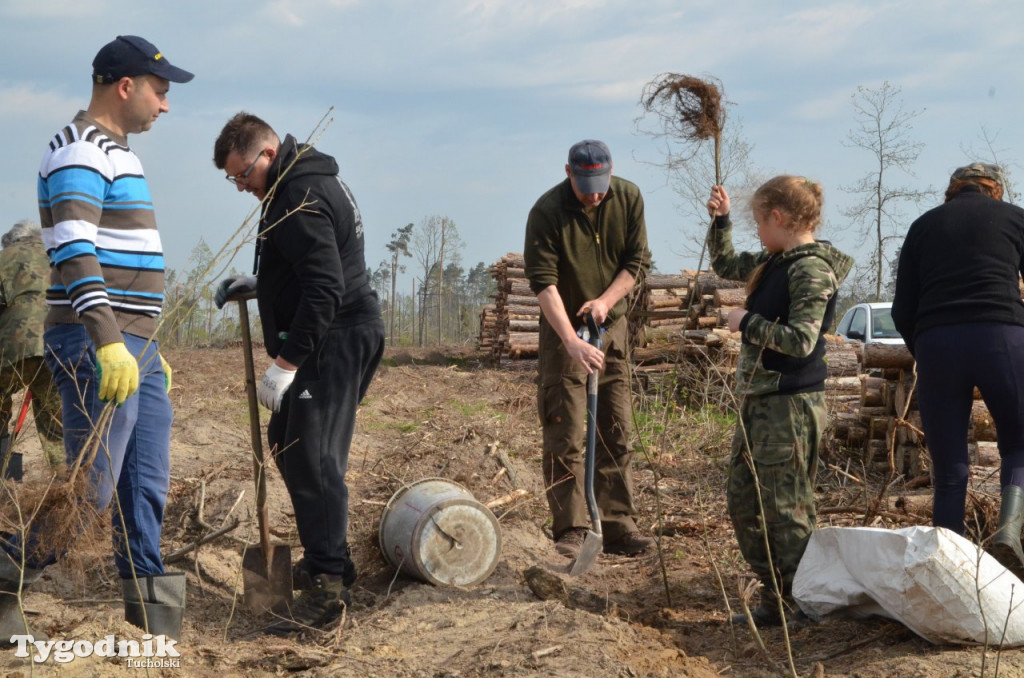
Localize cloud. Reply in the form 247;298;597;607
0;0;103;18
265;0;362;26
790;88;855;122
0;84;74;121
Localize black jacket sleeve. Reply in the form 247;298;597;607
267;181;346;367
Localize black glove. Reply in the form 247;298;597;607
214;275;257;309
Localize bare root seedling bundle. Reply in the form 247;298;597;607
640;73;726;163
0;406;113;565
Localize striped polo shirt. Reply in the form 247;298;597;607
37;111;164;345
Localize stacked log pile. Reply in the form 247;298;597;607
478;257;701;362
478;257;862;386
627;273;692;347
478;304;498;352
830;343;998;477
478;253;541;361
630;270;743;373
479;259;749;362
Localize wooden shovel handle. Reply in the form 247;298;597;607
238;301;272;558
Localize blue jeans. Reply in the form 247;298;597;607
4;324;172;577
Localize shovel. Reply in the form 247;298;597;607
568;312;604;576
234;293;293;615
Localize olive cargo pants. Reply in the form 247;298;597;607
728;391;824;591
537;317;639;543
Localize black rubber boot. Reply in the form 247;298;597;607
0;551;45;646
0;434;22;482
989;485;1024;581
122;572;187;640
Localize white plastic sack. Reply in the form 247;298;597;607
792;525;1024;646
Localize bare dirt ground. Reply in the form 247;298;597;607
2;345;1024;676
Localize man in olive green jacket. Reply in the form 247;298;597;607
524;140;653;559
0;220;63;479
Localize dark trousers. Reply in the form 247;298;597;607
537;317;638;544
915;323;1024;534
267;318;385;586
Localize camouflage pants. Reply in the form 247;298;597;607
537;317;638;543
727;391;825;591
0;356;64;462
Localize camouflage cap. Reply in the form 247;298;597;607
951;162;1005;185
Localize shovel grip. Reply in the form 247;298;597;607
583;312;602;350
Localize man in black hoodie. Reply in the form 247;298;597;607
213;112;385;636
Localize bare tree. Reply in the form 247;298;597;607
842;81;933;301
410;215;463;346
662;120;765;254
385;223;414;346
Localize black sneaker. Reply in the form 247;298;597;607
554;528;589;558
603;532;654;556
265;573;350;637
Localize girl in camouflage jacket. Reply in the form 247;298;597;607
705;176;854;627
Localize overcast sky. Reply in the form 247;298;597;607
1;0;1021;293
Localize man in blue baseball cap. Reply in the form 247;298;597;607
92;35;194;86
0;35;193;645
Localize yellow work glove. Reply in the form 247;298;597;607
160;354;172;393
95;342;139;405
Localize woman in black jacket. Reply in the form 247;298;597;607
892;162;1024;578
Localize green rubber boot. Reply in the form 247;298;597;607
990;485;1024;581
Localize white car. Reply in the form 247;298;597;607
835;301;904;345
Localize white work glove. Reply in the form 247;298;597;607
257;362;296;412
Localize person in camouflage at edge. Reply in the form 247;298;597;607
0;220;63;479
705;177;853;628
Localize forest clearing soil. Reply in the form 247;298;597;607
2;345;1023;677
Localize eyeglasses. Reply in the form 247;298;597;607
225;150;266;185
